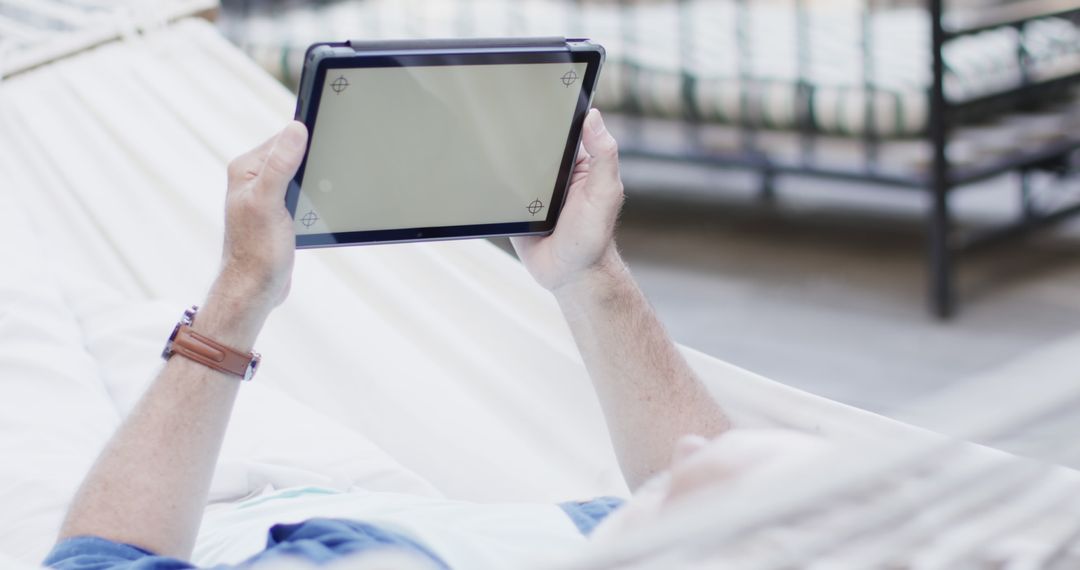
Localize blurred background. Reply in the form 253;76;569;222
213;0;1080;420
5;0;1080;422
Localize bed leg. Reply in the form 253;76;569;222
928;183;954;319
1020;168;1036;220
760;170;777;204
927;0;954;319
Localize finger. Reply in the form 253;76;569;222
255;121;309;200
574;142;590;165
580;109;621;193
570;143;591;181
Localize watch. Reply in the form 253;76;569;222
161;305;261;381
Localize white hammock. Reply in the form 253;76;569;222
2;6;1079;569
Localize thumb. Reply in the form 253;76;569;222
257;121;308;197
581;109;621;190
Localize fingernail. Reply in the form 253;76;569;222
280;122;308;153
588;109;606;134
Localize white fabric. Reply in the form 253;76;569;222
63;281;442;502
0;552;45;570
0;156;121;562
0;17;938;568
194;487;587;569
193;429;827;570
0;0;217;78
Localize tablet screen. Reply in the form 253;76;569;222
294;61;589;237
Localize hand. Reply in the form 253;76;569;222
216;121;308;315
511;109;626;292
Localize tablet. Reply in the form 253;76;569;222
288;37;605;247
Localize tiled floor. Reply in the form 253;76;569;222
607;158;1080;420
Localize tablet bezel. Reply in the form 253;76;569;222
288;41;604;248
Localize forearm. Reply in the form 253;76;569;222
58;282;266;558
555;248;730;489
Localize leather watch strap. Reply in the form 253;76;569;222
170;324;257;380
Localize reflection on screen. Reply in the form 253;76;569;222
296;61;588;235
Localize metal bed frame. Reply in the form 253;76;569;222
220;0;1080;317
611;0;1080;318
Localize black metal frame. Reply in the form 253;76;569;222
612;0;1080;318
223;0;1080;317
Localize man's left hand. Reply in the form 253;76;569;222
216;121;308;315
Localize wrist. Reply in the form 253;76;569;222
216;255;289;306
553;246;628;304
197;278;274;351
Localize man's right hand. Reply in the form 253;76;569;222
511;109;626;293
516;110;730;489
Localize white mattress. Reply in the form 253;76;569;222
221;0;1080;137
0;18;925;567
